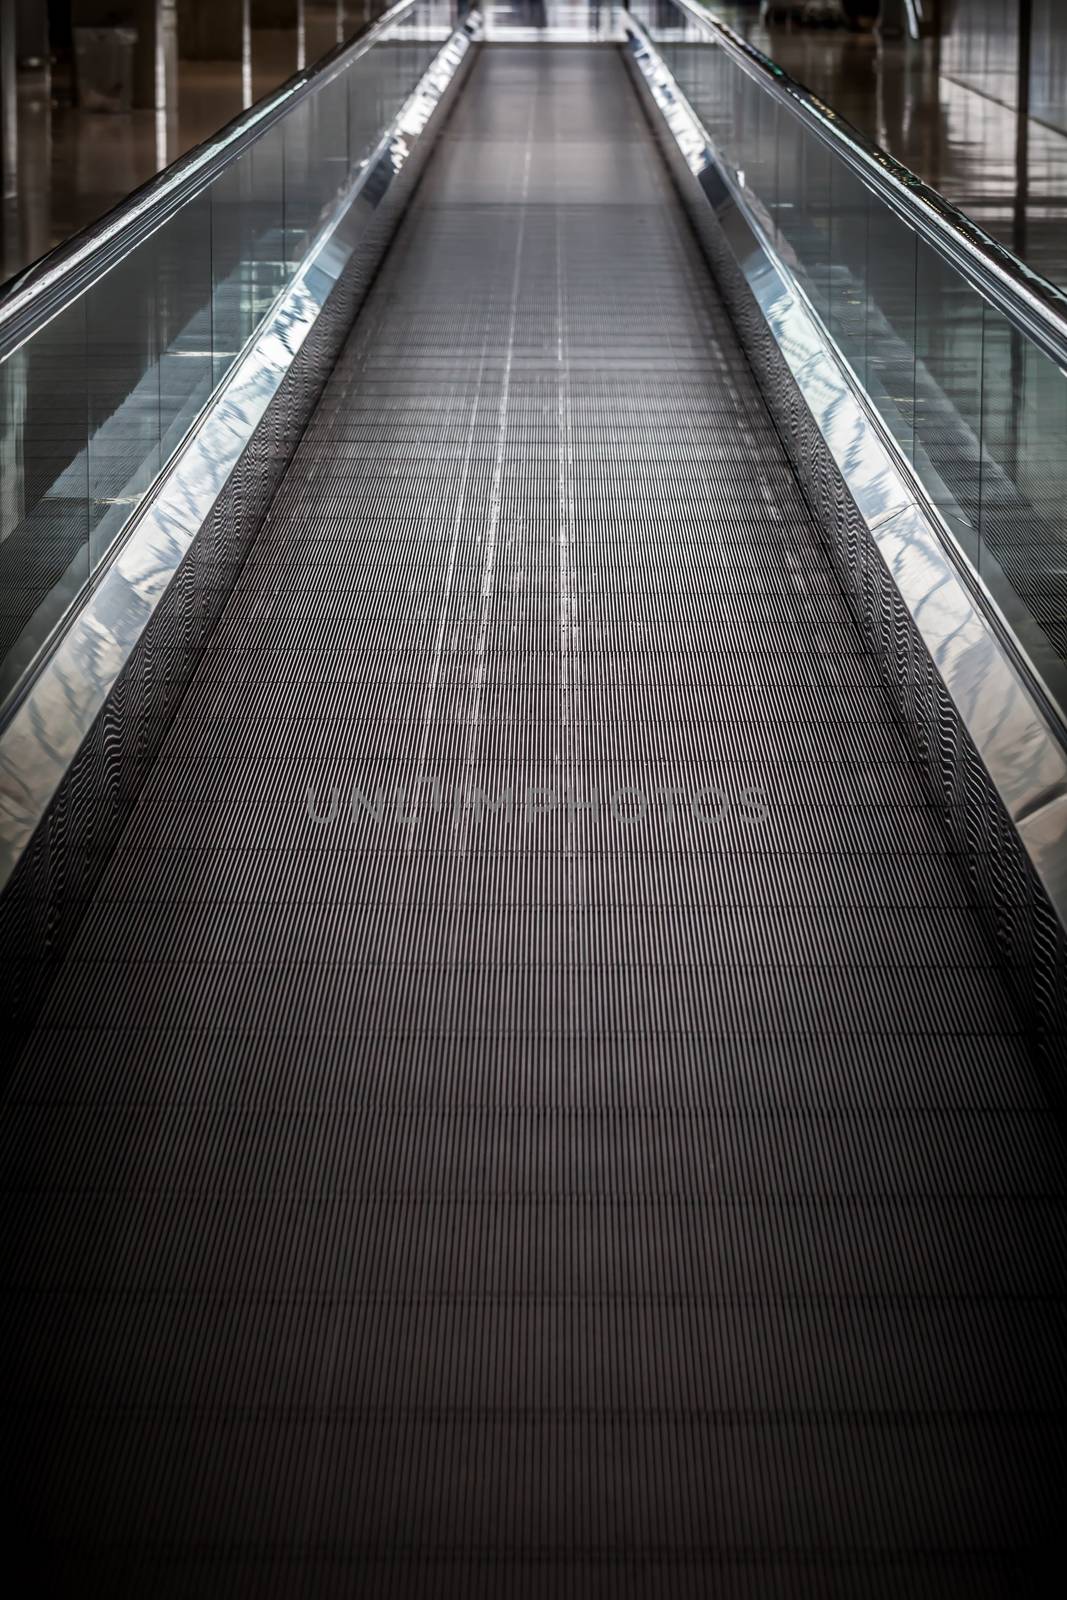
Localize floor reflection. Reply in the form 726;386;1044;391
3;2;1065;291
0;3;382;285
482;0;621;40
711;2;1067;294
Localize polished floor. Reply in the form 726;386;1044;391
0;3;380;284
3;34;1067;1597
5;2;1067;290
713;1;1067;292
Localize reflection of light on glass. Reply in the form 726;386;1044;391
242;0;253;108
336;0;344;46
155;110;168;171
297;0;307;71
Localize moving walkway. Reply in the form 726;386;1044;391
0;2;1065;1591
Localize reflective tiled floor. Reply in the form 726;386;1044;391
711;2;1067;292
6;2;1067;291
482;0;621;39
0;3;382;284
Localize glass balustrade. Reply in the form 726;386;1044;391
631;0;1067;723
0;0;459;712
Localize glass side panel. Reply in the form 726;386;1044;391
252;124;290;323
979;305;1067;712
349;35;392;173
86;240;162;572
158;191;214;468
0;298;89;703
210;127;287;388
774;114;832;329
912;233;984;567
828;159;868;390
741;71;779;239
0;0;456;715
634;0;1067;723
865;199;917;462
316;72;351;220
283;98;315;273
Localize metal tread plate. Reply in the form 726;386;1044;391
3;41;1066;1598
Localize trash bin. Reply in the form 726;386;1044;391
73;27;138;114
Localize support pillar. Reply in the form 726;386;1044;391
877;0;914;41
1;0;16;200
132;1;177;108
1013;0;1033;258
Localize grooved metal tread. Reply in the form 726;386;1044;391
3;43;1067;1598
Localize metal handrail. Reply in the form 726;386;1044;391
0;0;422;362
636;0;1067;371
